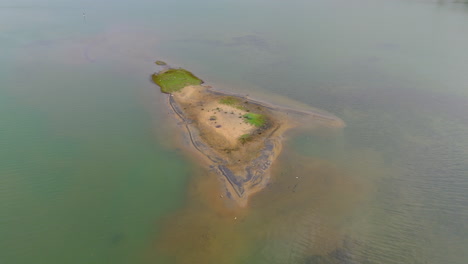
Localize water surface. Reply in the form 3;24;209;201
1;0;467;263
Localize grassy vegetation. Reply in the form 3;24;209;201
152;68;202;93
238;134;252;144
243;113;266;127
219;96;240;106
155;60;167;65
219;96;246;110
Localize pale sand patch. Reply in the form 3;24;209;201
173;85;257;148
172;84;200;100
198;102;254;147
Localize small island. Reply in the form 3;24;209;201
152;65;344;206
154;60;167;66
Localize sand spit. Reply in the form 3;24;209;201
163;83;345;207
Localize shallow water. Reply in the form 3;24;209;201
1;0;468;263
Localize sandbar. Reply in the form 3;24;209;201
153;67;345;206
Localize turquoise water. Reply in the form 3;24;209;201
1;0;468;263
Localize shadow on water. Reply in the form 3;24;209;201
151;126;369;264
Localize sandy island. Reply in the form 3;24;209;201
153;66;345;207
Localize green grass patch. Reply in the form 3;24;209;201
152;68;202;93
219;96;240;106
155;60;167;65
243;113;266;127
219;96;246;110
238;134;252;144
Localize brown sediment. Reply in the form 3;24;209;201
246;150;365;259
165;84;345;207
152;165;252;264
152;144;367;264
149;82;374;264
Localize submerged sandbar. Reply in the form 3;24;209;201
152;66;344;206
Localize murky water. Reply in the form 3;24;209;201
1;0;468;263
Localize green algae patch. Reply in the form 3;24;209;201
243;113;266;127
152;68;202;93
155;60;167;65
219;96;246;110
